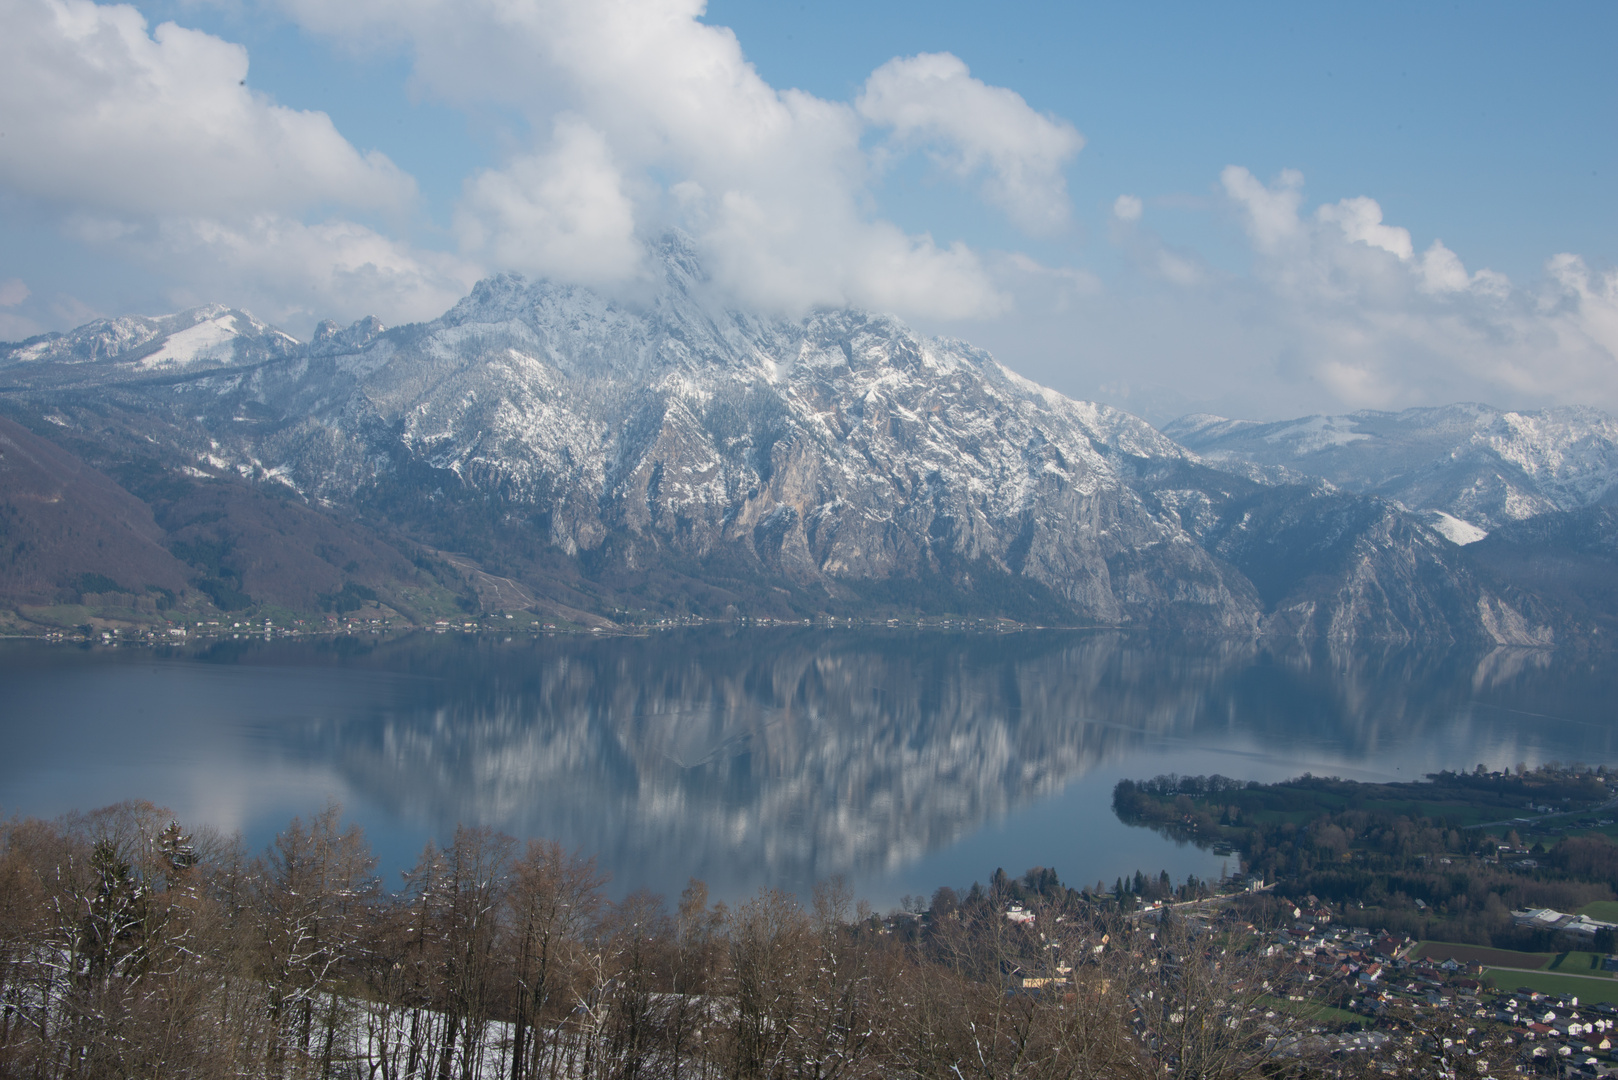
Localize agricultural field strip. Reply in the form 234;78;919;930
1416;942;1552;969
1416;943;1615;979
1484;966;1616;983
1465;796;1618;831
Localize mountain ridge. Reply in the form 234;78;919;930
1165;403;1618;536
1;245;1611;647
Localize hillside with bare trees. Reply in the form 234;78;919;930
0;800;1350;1080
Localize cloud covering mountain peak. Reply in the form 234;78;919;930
0;0;1613;426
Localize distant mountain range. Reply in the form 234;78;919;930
1166;406;1618;539
4;236;1616;647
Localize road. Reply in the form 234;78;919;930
1464;796;1618;832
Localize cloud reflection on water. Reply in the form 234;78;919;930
1;631;1612;901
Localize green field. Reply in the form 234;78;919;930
1486;969;1618;1004
1260;995;1362;1027
1420;943;1616;979
1579;901;1618;923
1549;951;1616;978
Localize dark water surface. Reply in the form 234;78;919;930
2;629;1615;907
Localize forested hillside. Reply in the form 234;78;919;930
0;800;1328;1080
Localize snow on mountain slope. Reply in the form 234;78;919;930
135;311;259;369
1262;414;1372;453
1424;511;1489;546
1166;404;1618;534
119;237;1257;630
0;236;1566;644
0;304;299;375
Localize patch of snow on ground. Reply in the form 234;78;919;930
1426;511;1489;545
138;316;240;369
1263;414;1372;454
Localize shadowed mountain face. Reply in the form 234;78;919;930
1464;507;1618;639
0;240;1611;645
0;416;191;605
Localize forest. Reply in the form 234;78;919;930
1113;768;1618;949
0;800;1355;1080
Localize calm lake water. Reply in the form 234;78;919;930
2;629;1615;907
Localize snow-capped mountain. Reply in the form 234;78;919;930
2;236;1605;646
0;304;299;382
164;237;1265;632
1166;405;1618;540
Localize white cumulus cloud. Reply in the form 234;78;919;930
857;53;1084;234
148;216;481;330
269;0;1029;320
0;0;415;218
56;213;481;331
1315;196;1415;260
1546;254;1618;367
1219;165;1305;252
968;168;1618;425
0;0;467;335
456;119;645;287
1212;166;1618;411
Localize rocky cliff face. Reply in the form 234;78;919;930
41;238;1266;631
0;239;1592;646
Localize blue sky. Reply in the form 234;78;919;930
0;0;1613;420
711;1;1613;275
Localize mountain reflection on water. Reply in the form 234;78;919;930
2;630;1615;902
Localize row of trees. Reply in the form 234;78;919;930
1;801;1347;1080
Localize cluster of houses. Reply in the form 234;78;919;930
1259;900;1618;1075
981;892;1618;1073
1269;908;1418;991
1493;998;1618;1076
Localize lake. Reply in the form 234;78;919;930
2;628;1615;908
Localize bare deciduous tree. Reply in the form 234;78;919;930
252;802;379;1077
0;803;1387;1080
507;838;609;1080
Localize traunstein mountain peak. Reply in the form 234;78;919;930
2;237;1610;646
230;236;1260;631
